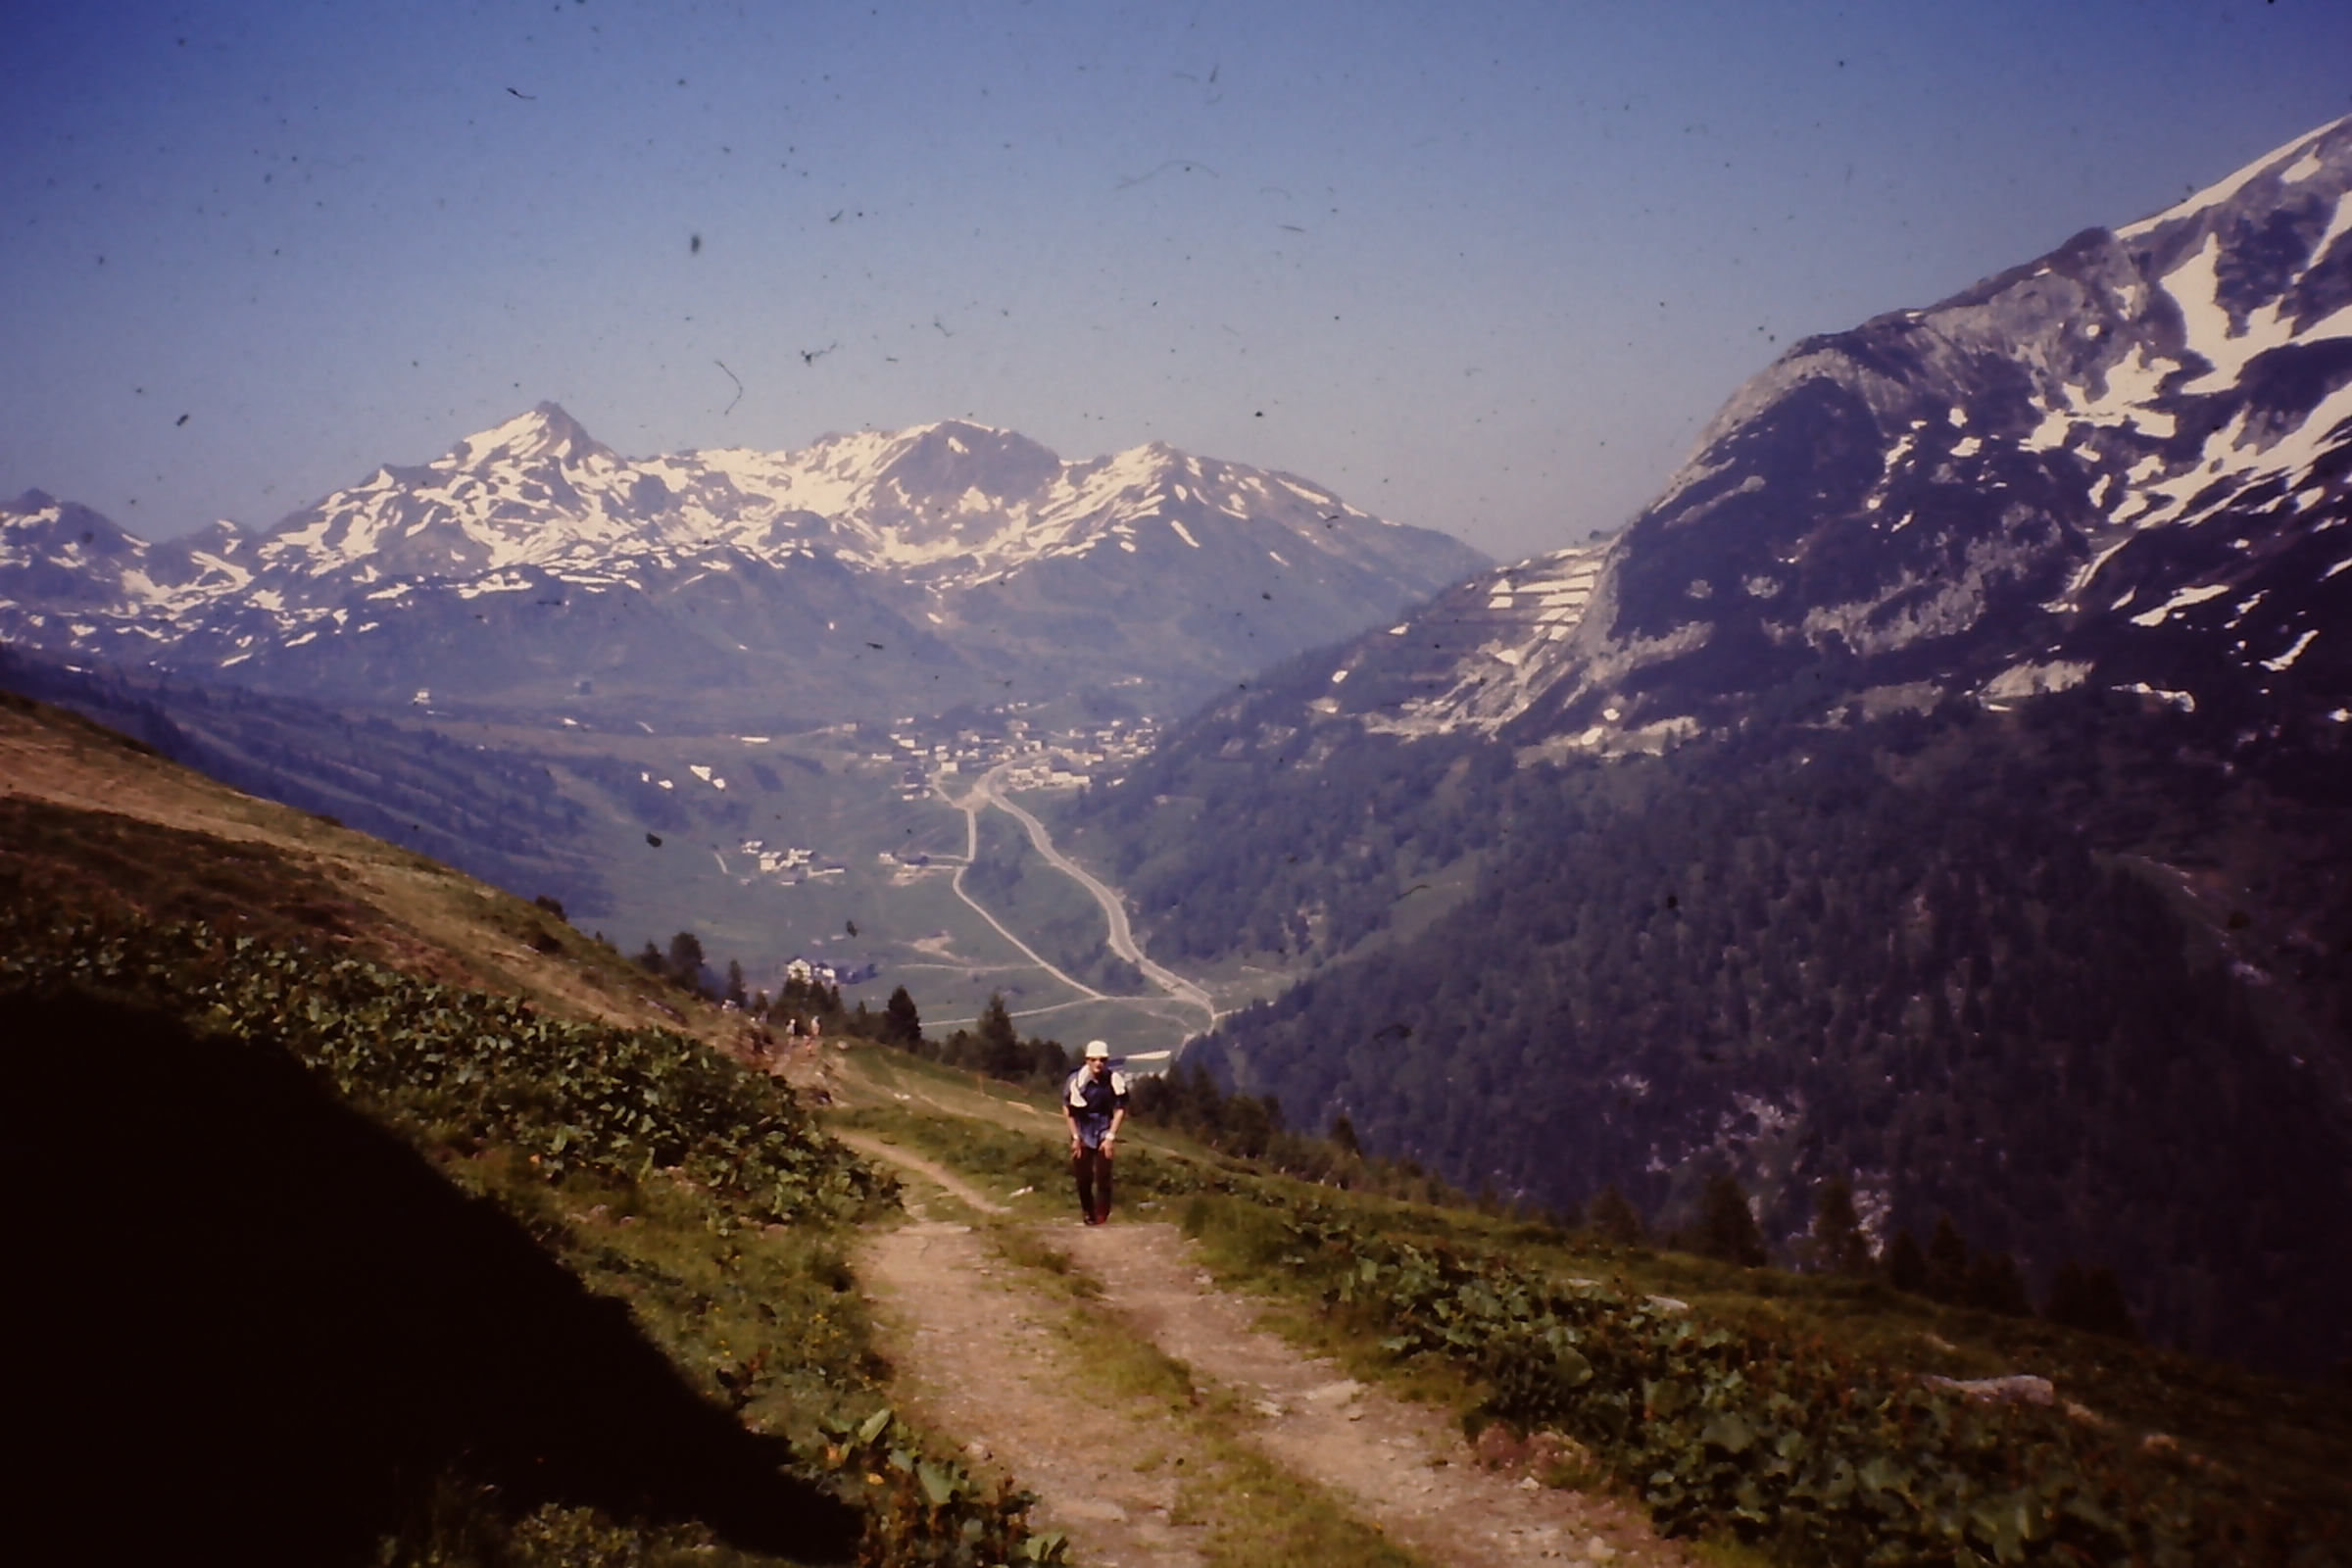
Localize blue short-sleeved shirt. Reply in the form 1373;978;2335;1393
1065;1065;1129;1149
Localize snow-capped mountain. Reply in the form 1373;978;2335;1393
0;415;1485;723
1050;118;2352;1373
1283;114;2352;756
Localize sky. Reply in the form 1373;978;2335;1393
4;2;2350;564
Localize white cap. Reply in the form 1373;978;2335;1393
1083;1040;1111;1059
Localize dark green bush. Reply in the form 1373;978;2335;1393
1232;1197;2339;1567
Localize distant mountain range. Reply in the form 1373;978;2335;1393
0;413;1486;726
1057;114;2352;1372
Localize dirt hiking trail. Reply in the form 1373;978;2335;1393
848;1134;1690;1568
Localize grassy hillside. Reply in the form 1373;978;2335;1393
829;1048;2352;1567
0;647;613;916
16;681;2347;1565
0;649;1152;1034
0;689;1055;1566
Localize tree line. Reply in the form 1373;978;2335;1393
1090;691;2351;1373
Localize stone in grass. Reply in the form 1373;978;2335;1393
1921;1373;2055;1405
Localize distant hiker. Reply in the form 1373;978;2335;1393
1064;1040;1129;1225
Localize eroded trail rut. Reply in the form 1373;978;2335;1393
846;1135;1688;1568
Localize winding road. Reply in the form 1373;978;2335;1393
947;763;1217;1033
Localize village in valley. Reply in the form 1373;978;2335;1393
717;705;1165;995
869;705;1163;801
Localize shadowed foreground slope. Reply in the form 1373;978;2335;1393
2;991;859;1567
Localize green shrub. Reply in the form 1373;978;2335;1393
815;1407;1066;1568
1;909;889;1227
1215;1193;2341;1567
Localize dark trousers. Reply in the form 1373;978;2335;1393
1072;1144;1113;1220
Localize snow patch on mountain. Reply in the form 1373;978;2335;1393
1;413;1484;720
1306;113;2352;753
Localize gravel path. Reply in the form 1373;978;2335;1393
858;1199;1210;1564
851;1137;1691;1568
1060;1222;1689;1568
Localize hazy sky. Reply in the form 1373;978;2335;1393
5;1;2349;563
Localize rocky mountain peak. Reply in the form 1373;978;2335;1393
0;412;1486;723
1304;112;2351;760
451;401;611;470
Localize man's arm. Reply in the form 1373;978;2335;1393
1103;1074;1129;1148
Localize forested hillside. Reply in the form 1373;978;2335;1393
1062;687;2352;1374
1048;114;2352;1378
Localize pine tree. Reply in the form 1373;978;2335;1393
1225;1094;1274;1158
1589;1184;1646;1247
2045;1259;2089;1328
2077;1265;2138;1341
1028;1037;1069;1082
1808;1176;1874;1275
1925;1215;1971;1303
881;985;923;1047
1697;1172;1767;1267
1885;1230;1928;1295
1180;1063;1221;1132
2044;1260;2139;1340
666;931;706;989
723;958;748;1008
1964;1250;2034;1317
976;993;1021;1078
1329;1111;1362;1157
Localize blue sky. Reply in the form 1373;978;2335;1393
4;0;2349;562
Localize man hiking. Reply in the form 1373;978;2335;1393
1063;1040;1129;1225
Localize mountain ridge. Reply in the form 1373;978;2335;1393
1052;112;2352;1374
1263;113;2352;761
0;413;1487;725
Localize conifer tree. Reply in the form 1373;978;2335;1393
1180;1063;1222;1136
2045;1259;2090;1329
1886;1229;1928;1295
2078;1265;2137;1341
976;993;1021;1077
1809;1175;1875;1275
1225;1094;1274;1158
1697;1171;1768;1266
2044;1260;2139;1339
1028;1037;1069;1081
666;931;706;989
1329;1111;1362;1157
723;959;747;1008
1924;1215;1971;1303
1964;1250;2033;1317
881;985;923;1047
1589;1184;1646;1247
